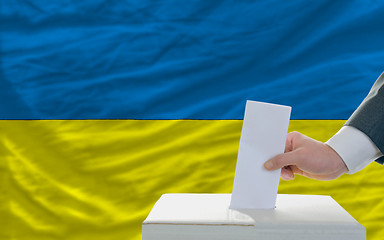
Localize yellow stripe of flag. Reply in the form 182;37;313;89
1;120;382;239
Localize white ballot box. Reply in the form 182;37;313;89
142;194;365;240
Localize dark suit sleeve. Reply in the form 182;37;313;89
345;72;384;164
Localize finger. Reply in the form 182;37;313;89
284;131;302;152
289;166;333;180
264;150;303;171
289;165;305;176
281;166;294;180
284;132;296;152
284;135;292;153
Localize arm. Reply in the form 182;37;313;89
345;72;384;164
264;72;384;180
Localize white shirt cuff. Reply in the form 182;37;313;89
326;126;383;174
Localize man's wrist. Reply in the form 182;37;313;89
326;126;383;174
324;143;348;178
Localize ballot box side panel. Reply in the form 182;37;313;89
142;223;365;240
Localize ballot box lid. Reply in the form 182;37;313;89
143;194;363;228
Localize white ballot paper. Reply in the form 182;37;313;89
230;100;291;209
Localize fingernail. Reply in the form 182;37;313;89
281;171;288;180
282;172;291;181
264;161;273;170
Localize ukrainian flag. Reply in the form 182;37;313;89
1;1;384;239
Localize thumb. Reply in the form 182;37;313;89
264;150;302;171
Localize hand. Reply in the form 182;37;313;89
264;131;348;181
